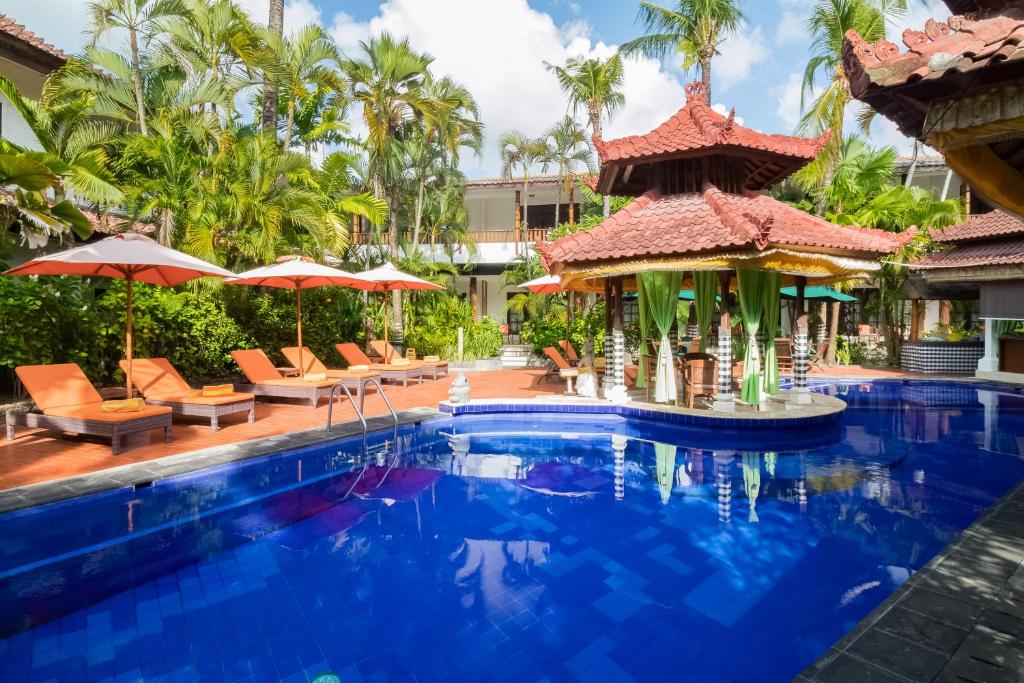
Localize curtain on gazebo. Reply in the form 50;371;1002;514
636;274;652;389
762;272;781;395
693;271;717;352
742;453;761;523
640;271;682;402
737;269;768;405
656;442;677;504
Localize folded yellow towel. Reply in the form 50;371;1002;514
423;355;441;363
101;398;145;412
348;364;370;373
303;372;328;381
201;384;233;397
390;358;411;367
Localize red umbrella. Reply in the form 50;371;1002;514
4;233;235;397
227;256;375;377
359;262;443;362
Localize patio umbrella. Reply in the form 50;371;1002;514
359;262;443;362
3;233;235;397
520;274;563;295
227;256;374;377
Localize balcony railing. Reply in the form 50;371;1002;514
349;227;551;246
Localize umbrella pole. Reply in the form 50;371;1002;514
296;285;304;378
383;291;389;363
566;291;573;351
126;273;134;399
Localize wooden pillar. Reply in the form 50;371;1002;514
469;276;479;322
910;299;922;342
514;190;522;255
351;214;360;246
713;270;734;412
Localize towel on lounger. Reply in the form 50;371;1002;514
303;372;328;381
201;384;233;397
348;364;370;373
101;398;145;412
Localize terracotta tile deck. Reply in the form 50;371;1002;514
0;365;916;492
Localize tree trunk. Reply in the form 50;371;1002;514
261;0;284;133
825;301;840;365
283;97;295;149
940;168;953;200
129;29;148;136
554;174;562;228
603;195;610;218
700;57;712;102
815;157;835;217
568;183;575;225
411;175;425;248
522;172;530;250
904;140;919;188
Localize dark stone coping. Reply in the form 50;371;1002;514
0;407;443;515
797;477;1024;683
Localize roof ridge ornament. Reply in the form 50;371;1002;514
684;81;708;103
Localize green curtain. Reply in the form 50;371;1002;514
636;274;651;388
640;271;682;402
993;320;1020;357
737;269;768;405
742;453;761;523
761;272;781;395
693;271;717;352
655;442;677;504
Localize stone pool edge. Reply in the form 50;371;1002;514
0;407;444;515
797;476;1024;682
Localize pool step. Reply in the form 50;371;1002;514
500;344;534;368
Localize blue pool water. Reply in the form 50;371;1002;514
2;380;1024;682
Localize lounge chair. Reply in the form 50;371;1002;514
542;346;572;382
7;363;172;454
369;340;448;380
808;338;831;371
558;340;581;366
775;338;794;374
231;349;344;408
335;343;423;386
681;352;716;408
280;347;383;407
119;358;254;431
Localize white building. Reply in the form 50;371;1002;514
0;15;65;151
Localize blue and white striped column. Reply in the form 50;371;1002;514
714;452;733;525
793;325;811;404
612;435;627;501
713;329;734;412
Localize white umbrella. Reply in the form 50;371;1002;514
359;262;443;362
227;256;375;376
520;274;563;294
4;234;236;397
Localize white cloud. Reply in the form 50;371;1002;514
1;0;91;54
711;103;744;127
712;23;769;92
773;72;809;133
331;0;687;178
775;11;807;44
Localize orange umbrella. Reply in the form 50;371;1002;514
4;233;235;397
359;262;443;362
227;256;375;376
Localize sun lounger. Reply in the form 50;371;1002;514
119;358;254;431
542;347;572;382
7;363;172;454
231;349;344;408
280;347;382;407
558;340;581;365
335;343;423;386
369;340;448;379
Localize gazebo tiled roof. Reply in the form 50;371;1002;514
914;210;1024;274
590;82;829;195
538;184;905;278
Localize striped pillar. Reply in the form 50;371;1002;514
612;435;627;501
608;277;629;403
793;327;811;404
712;330;734;412
603;279;613;397
714;453;733;525
613;329;626;392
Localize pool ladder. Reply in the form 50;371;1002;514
325;378;398;435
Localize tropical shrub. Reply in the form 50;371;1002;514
405;297;503;360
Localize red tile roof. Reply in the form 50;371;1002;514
0;14;66;62
931;209;1024;243
537;183;904;271
593;82;829;166
914;235;1024;268
844;9;1024;91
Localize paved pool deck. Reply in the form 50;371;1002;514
799;478;1024;683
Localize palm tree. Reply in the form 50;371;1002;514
797;0;905;188
619;0;743;100
88;0;186;135
0;153;92;249
0;75;123;207
500;130;547;247
261;0;284;131
544;54;623;216
262;24;344;149
544;116;594;227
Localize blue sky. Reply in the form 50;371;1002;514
8;0;950;176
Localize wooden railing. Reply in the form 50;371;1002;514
349;227;551;246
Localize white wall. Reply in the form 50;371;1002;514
0;57;45;151
454;274;519;323
465;184;565;230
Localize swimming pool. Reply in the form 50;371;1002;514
1;380;1023;682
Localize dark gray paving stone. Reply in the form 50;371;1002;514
846;629;949;681
937;550;1021;585
977;611;1024;648
812;653;909;683
939;630;1024;683
874;606;970;655
915;568;1001;605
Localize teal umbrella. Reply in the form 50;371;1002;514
779;286;857;302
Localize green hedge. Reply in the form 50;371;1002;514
404;297;503;360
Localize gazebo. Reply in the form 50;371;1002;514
538;81;905;410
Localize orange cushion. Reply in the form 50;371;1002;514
231;350;281;383
256;378;336;388
335;343;372;366
281;347;328;374
16;364;102;411
201;384;233;397
119;358;189;398
154;391;251;406
45;403;172;423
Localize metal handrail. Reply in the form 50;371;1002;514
370;378;399;426
325;378;398;434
